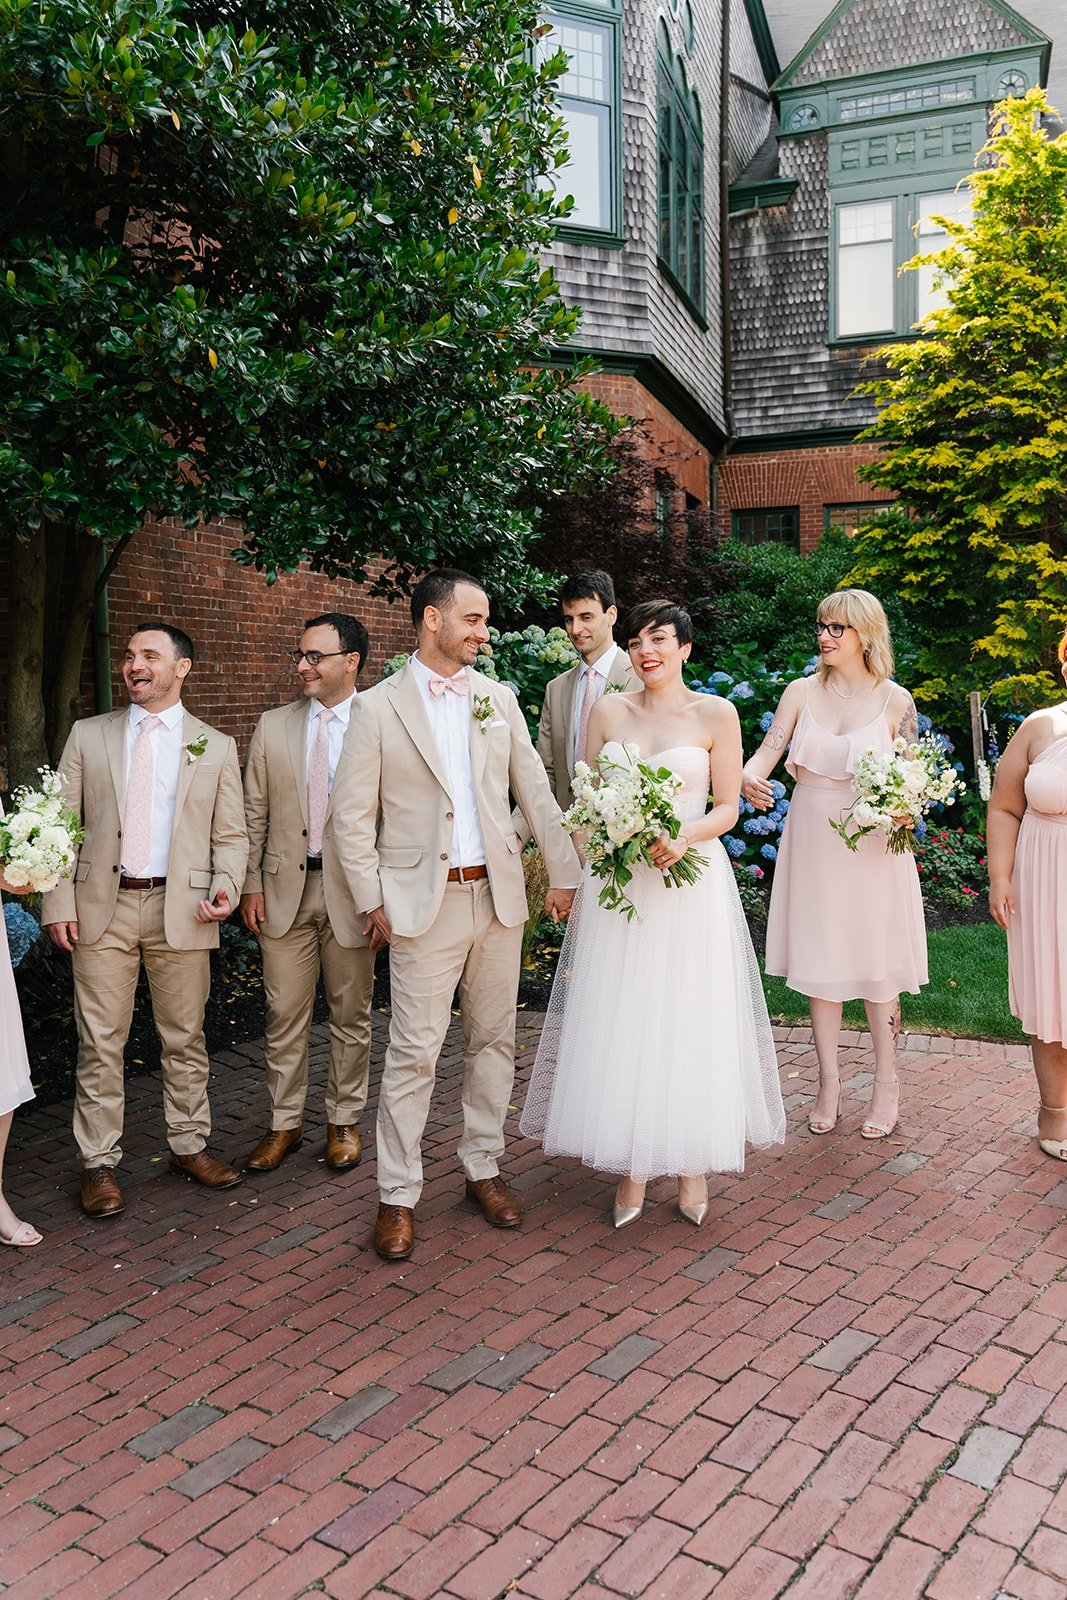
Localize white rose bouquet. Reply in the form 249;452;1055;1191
563;742;708;920
0;768;84;892
830;736;962;855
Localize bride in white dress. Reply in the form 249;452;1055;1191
521;601;784;1227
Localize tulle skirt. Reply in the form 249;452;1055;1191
520;840;785;1180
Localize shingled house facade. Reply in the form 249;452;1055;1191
718;0;1054;552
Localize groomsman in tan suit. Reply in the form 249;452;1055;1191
332;569;581;1261
536;570;641;810
43;623;248;1218
240;613;374;1174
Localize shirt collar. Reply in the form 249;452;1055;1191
129;701;184;731
583;643;618;681
311;690;356;728
410;652;468;691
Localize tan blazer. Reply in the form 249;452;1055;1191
41;708;248;949
537;645;642;810
242;698;368;948
331;664;580;940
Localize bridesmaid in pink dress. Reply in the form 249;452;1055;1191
0;801;42;1246
988;625;1067;1163
741;590;927;1139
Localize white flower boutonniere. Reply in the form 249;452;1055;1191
185;734;209;765
472;694;495;733
605;682;626;694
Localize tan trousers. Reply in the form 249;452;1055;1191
72;886;211;1167
377;878;523;1206
259;870;374;1129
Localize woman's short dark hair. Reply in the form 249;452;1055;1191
410;569;483;630
622;599;693;646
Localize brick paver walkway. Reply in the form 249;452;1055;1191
3;1017;1067;1600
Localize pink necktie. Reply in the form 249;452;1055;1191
577;668;598;764
123;715;161;875
428;673;470;698
307;704;334;857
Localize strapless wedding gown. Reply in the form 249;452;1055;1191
521;743;785;1180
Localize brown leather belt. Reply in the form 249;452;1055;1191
119;875;167;891
306;856;323;871
446;864;488;883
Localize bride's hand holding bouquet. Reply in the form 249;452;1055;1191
563;741;707;920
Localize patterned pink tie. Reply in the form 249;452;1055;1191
123;715;161;875
577;668;598;764
307;704;334;857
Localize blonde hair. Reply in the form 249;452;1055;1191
815;589;894;684
1058;624;1067;664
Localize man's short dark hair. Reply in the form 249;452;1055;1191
410;569;484;630
303;612;369;672
130;621;195;663
622;599;693;646
560;571;616;612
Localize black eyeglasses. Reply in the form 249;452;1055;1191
289;649;347;665
815;622;847;639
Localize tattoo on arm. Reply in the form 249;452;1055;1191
762;722;787;752
898;698;919;746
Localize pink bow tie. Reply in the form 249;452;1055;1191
428;673;470;698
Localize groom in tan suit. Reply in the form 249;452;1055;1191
536;570;641;810
332;569;580;1261
43;623;248;1218
240;612;374;1174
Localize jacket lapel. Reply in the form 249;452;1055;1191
286;699;310;829
389;666;453;799
171;711;203;834
559;665;579;768
469;680;491;793
104;708;129;815
606;646;633;689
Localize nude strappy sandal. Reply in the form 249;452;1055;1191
1038;1103;1067;1161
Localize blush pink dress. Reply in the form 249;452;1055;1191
1008;735;1067;1043
765;683;927;1004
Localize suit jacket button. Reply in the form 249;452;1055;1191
112;864;119;873
440;853;448;861
446;812;454;821
300;863;305;872
302;829;308;838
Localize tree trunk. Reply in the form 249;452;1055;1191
47;528;101;767
7;529;48;789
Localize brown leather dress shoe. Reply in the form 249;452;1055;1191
245;1127;303;1171
325;1124;362;1171
80;1167;126;1218
169;1150;243;1189
373;1203;415;1261
465;1175;522;1228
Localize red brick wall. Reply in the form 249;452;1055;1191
716;441;892;553
580;374;712;503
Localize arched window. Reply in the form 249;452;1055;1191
656;26;704;310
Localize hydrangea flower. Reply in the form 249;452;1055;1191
760;844;778;861
4;904;39;967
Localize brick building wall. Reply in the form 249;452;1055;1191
716;439;892;552
581;373;712;503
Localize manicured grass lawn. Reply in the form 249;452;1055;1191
761;920;1025;1042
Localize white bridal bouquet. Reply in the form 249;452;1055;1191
563;742;707;920
0;768;84;892
830;736;962;855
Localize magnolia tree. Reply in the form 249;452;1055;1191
850;89;1067;722
0;0;619;782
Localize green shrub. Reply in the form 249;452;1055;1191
913;826;987;912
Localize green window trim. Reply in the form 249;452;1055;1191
540;0;623;241
656;26;705;316
831;182;974;343
731;507;800;549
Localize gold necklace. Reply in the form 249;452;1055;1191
829;675;859;701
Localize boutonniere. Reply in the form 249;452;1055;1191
606;682;625;694
184;734;209;765
472;694;495;732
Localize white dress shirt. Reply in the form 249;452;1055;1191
571;643;619;768
123;701;184;876
304;691;356;855
409;654;486;869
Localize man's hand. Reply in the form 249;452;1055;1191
46;920;79;952
545;887;575;924
240;892;266;935
363;905;392;952
195;890;231;924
